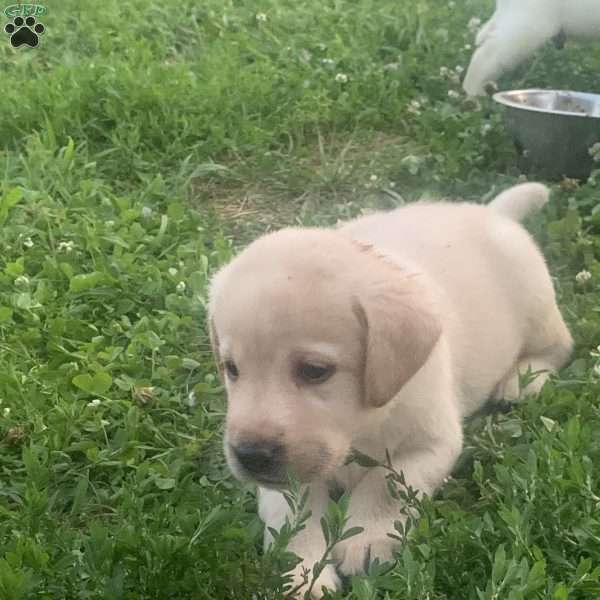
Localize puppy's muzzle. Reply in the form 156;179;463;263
231;440;285;479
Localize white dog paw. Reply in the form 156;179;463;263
287;561;340;599
336;535;396;576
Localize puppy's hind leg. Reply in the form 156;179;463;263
494;357;555;403
495;305;573;402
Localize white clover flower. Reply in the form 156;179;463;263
439;66;450;78
481;123;493;135
186;391;197;408
448;90;460;99
23;237;34;248
2;407;10;417
321;58;335;67
299;49;312;63
576;270;592;284
89;399;102;407
590;345;600;358
256;13;267;22
168;267;178;277
14;275;30;287
369;174;378;182
141;206;153;218
401;155;423;175
588;142;600;162
455;65;464;75
408;99;422;115
464;44;472;50
58;241;75;252
176;281;186;294
335;72;348;83
468;17;481;33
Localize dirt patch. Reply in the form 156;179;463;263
190;132;415;242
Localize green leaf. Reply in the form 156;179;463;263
60;262;74;280
565;417;581;449
351;578;377;600
346;449;381;468
339;526;364;542
525;560;546;592
540;416;557;432
320;516;330;546
133;330;164;350
188;270;206;293
154;477;176;490
5;259;24;277
552;583;569;600
492;545;506;582
72;372;113;395
0;187;23;225
167;202;185;220
576;557;592;579
182;357;201;370
0;307;13;322
70;475;89;515
69;272;107;292
62;136;75;165
14;293;32;310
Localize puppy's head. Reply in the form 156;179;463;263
208;228;441;487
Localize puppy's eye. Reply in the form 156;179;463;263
224;359;239;381
297;362;335;384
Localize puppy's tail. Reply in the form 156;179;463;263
488;183;550;222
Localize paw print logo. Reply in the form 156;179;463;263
4;15;45;48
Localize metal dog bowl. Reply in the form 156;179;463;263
493;89;600;179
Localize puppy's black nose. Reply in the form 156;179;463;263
232;440;283;474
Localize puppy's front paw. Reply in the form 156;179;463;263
336;534;396;576
288;560;340;598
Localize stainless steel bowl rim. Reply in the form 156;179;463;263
493;89;600;119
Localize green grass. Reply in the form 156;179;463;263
1;0;600;598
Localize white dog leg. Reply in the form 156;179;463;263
493;357;553;401
494;303;573;402
335;431;462;575
259;485;340;598
475;15;497;46
463;20;557;95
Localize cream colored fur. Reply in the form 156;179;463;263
208;182;573;597
463;0;600;96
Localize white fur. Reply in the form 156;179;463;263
463;0;600;96
209;183;573;597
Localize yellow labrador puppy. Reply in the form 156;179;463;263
208;183;572;597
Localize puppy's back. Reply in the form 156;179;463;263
340;197;558;413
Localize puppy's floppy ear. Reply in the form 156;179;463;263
353;274;442;408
